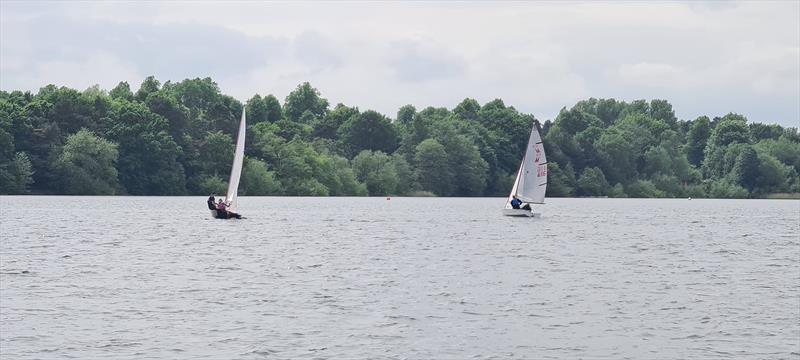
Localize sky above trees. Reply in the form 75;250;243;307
1;1;798;127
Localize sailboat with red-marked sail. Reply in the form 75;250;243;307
503;120;547;217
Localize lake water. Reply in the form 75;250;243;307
0;196;798;359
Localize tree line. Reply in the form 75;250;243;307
1;77;798;198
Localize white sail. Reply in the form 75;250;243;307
225;108;246;213
505;121;547;208
516;122;547;203
505;166;523;209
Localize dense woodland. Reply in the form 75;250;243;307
1;77;798;198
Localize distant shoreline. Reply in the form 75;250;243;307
2;194;798;200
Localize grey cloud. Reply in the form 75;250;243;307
2;1;797;127
293;31;342;73
2;14;287;82
388;41;465;82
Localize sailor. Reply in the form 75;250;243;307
511;195;532;210
510;195;522;209
216;198;242;219
216;198;228;212
207;194;217;210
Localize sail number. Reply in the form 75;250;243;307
537;165;547;177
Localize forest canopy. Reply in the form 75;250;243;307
1;77;798;198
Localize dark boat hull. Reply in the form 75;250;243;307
210;210;242;219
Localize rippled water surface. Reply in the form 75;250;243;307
1;196;798;359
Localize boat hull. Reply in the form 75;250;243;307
210;210;242;219
502;209;541;217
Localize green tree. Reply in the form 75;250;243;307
608;183;627;197
106;101;186;195
415;139;453;196
200;131;234;176
686;116;711;166
0;152;33;194
643;146;672;176
53;129;119;194
749;123;785;141
754;152;792;194
625;180;665;198
544;125;583;172
241;157;281;195
708;114;751;148
109;81;134;101
396;104;416;126
577;166;609;196
135;75;161;102
574;126;603;170
390;154;416;195
39;86;96;135
272;139;341;196
145;91;189;141
198;175;227;195
478;100;530;172
708;179;748;198
5;80;800;199
274;118;312;141
338;110;398;156
730;146;760;191
437;133;488;195
755;137;800;171
453;98;480;121
314;103;359;139
573;98;624;126
163;77;220;110
648;99;677;127
618;99;650;119
595;129;637;185
331;155;368;196
250;122;286;164
263;94;283;123
352;150;398;195
545;162;575;197
553;107;601;135
284;82;329;122
614;113;668;157
246;94;283;124
651;174;683;197
398;106;440;162
246;95;270;124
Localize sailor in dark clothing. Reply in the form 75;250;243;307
510;195;522;209
207;194;217;210
511;195;532;210
216;198;229;218
215;198;242;219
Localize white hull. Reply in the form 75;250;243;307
502;209;541;217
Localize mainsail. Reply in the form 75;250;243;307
506;121;547;207
225;108;246;213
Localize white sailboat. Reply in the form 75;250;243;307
503;120;547;217
211;107;246;219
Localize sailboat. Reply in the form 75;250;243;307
503;120;547;217
211;107;246;219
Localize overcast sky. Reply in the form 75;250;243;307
1;1;798;126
